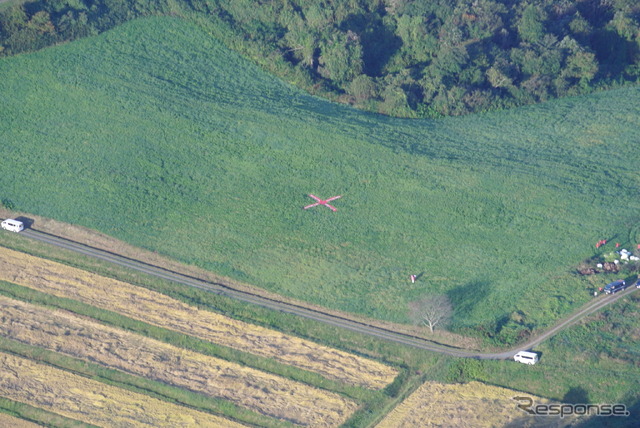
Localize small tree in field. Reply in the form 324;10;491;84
408;294;453;333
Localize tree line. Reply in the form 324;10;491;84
1;0;639;117
0;0;169;56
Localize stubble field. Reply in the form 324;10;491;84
0;352;245;428
0;246;397;390
376;380;586;428
0;295;358;426
0;412;42;428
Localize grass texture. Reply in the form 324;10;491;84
1;16;639;332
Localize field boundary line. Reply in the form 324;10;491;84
7;225;638;359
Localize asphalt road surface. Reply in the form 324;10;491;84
11;227;639;360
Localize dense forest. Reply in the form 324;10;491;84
1;0;639;117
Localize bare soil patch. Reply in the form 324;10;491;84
0;246;397;389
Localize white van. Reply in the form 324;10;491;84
1;219;24;233
514;351;538;365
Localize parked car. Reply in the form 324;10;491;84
0;219;24;232
603;279;629;294
514;351;539;365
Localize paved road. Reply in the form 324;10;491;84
11;227;638;360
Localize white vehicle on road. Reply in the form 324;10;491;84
1;219;24;232
514;351;538;365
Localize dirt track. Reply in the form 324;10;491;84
8;226;640;359
0;246;397;390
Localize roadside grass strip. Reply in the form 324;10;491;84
0;352;246;428
0;247;397;389
0;295;358;426
375;380;587;428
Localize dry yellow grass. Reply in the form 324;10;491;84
0;295;358;427
376;381;587;428
0;412;43;428
0;246;397;389
0;352;246;428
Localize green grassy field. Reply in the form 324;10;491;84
1;16;639;339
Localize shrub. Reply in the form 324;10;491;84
446;358;485;383
1;198;15;210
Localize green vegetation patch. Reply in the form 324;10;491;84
476;295;640;417
1;17;639;343
2;0;639;117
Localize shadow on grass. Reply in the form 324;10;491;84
14;216;35;229
447;279;492;321
505;391;637;427
563;386;590;404
569;399;638;428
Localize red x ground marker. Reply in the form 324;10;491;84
303;194;342;212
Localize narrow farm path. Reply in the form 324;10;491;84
11;226;638;359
